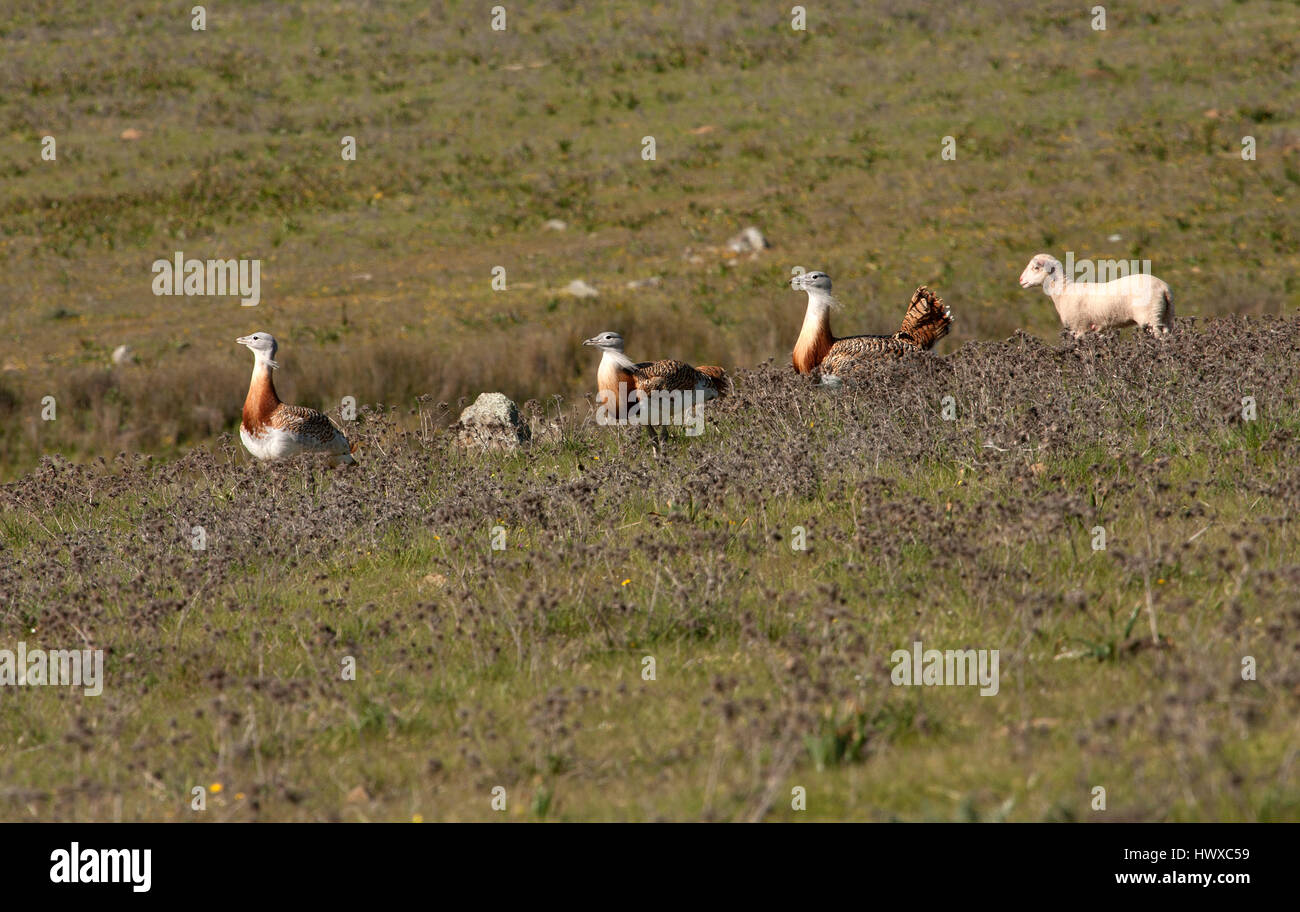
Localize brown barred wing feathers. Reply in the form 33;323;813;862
895;286;953;350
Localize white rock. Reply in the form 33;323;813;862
727;226;770;253
564;279;599;298
543;219;568;232
454;392;530;451
111;345;134;366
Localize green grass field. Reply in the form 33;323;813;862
0;1;1297;821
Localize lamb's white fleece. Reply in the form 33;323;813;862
1019;253;1174;335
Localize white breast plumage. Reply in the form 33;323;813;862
240;423;313;461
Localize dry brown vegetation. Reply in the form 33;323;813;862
2;318;1297;821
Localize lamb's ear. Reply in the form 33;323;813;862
1044;260;1056;274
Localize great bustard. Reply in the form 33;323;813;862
582;331;729;445
236;332;356;465
791;272;953;376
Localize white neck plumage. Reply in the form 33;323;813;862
600;349;637;371
251;351;279;372
800;289;836;337
804;288;836;313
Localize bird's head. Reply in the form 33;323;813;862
583;331;625;353
793;270;833;294
793;270;840;309
236;331;279;368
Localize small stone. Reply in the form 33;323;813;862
454;392;531;451
726;226;770;254
111;345;134;366
564;279;599;298
543;219;568;231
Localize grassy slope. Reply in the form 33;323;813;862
1;0;1297;472
0;2;1297;821
3;325;1299;822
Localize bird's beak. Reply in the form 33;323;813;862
582;337;599;347
236;335;252;346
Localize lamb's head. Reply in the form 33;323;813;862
1019;254;1063;289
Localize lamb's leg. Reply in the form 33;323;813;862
1159;289;1175;333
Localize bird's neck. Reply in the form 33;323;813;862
600;349;637;372
794;292;835;373
242;363;280;431
596;350;637;418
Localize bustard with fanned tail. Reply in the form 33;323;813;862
791;271;953;376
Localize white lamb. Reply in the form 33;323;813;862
1019;253;1174;336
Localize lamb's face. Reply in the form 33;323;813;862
1019;255;1056;288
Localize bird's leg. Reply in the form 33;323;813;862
646;422;663;458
